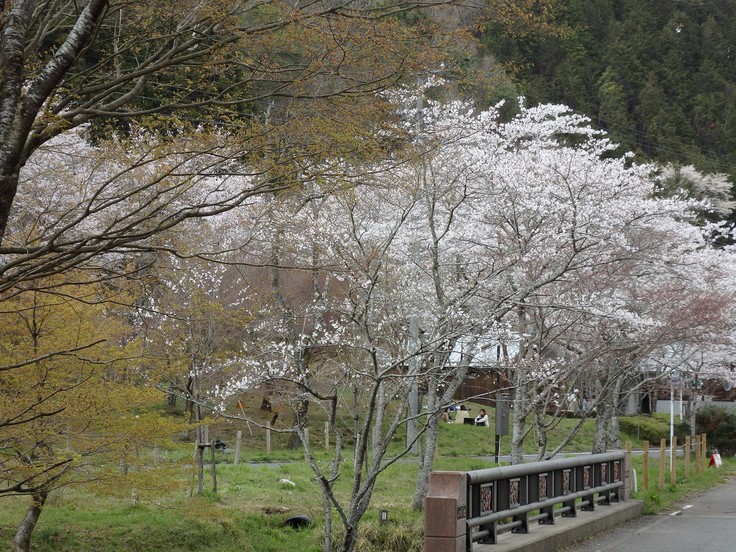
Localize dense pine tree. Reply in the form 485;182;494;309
481;0;736;191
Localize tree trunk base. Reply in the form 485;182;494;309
12;492;48;552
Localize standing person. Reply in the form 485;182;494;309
475;408;489;426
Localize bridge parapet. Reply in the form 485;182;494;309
424;451;629;552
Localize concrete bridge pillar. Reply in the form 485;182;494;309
424;471;466;552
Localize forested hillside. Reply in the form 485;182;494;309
482;0;736;187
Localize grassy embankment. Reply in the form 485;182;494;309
1;404;733;551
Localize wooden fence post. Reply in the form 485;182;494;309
642;440;650;490
702;434;708;470
695;434;701;474
234;430;242;466
625;441;633;498
211;440;217;493
659;438;666;490
670;436;677;486
684;435;690;478
266;421;271;453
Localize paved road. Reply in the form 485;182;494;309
561;476;736;552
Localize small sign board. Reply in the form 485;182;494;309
495;394;509;436
709;453;723;468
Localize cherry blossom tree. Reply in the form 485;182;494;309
378;94;736;468
133;88;736;550
218;94;736;529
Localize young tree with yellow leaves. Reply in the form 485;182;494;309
0;274;187;552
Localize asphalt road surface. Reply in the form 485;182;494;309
561;476;736;552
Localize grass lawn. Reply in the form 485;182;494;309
1;407;733;552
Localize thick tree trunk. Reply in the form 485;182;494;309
533;407;548;461
340;524;358;552
610;376;623;449
0;170;20;243
413;411;441;510
0;0;109;244
510;368;528;464
413;362;469;510
592;394;613;454
12;491;48;552
593;375;623;453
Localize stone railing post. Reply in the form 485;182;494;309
424;471;467;552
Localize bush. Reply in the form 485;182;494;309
618;415;670;444
619;414;691;446
696;407;736;455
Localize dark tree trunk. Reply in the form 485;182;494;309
0;0;109;245
0;170;20;243
287;397;309;449
12;491;48;552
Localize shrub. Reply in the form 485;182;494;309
619;414;691;446
618;415;670;444
696;407;736;455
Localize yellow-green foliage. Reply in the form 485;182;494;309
0;276;188;497
618;414;671;444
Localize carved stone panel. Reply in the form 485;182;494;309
509;478;520;507
539;473;548;500
480;483;493;514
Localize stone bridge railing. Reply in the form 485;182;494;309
424;451;630;552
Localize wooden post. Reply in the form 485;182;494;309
670;436;677;486
234;430;242;466
188;439;197;498
695;435;701;474
196;426;204;494
211;439;217;493
266;421;271;453
684;436;691;478
625;440;632;498
702;434;708;470
642;440;650;490
658;438;666;490
324;422;330;450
